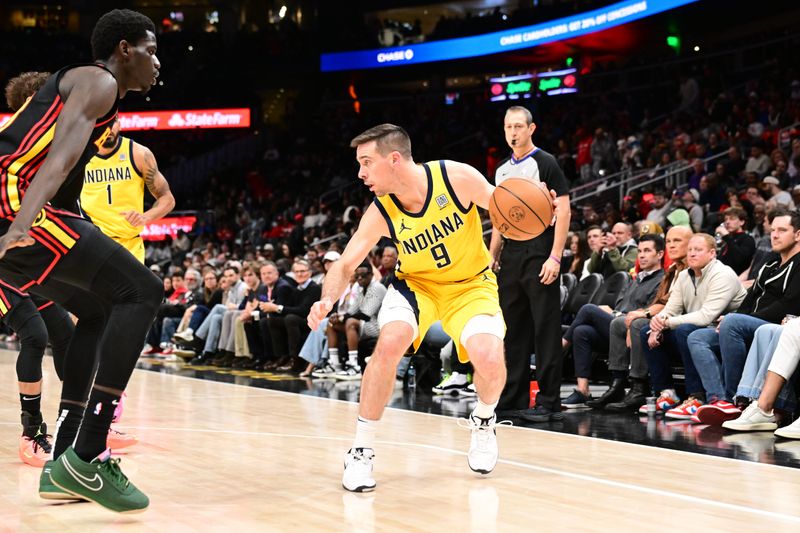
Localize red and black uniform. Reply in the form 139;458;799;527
0;61;162;462
0;63;118;289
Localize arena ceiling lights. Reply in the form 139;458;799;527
320;0;699;72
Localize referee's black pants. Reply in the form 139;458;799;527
497;241;563;412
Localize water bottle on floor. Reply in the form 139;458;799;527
407;360;417;392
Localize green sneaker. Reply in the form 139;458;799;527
39;460;86;500
49;447;149;513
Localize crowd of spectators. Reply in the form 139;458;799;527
2;9;799;440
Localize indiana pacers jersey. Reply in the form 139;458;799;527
81;137;145;242
0;63;118;219
374;160;492;284
374;161;502;362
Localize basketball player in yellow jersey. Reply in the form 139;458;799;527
308;124;556;492
81;116;175;263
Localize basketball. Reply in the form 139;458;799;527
489;177;553;240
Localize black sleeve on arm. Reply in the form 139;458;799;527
753;267;800;323
283;284;322;317
535;151;570;196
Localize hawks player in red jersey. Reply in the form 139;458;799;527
0;9;163;513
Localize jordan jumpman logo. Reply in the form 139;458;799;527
398;219;412;234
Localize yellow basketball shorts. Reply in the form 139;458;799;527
378;269;505;363
113;235;145;264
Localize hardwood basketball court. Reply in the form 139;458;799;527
2;349;800;531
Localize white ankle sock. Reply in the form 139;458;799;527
473;399;497;419
353;416;378;449
328;348;340;369
347;350;358;366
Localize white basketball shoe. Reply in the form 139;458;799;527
342;447;376;492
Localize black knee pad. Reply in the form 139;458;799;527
8;299;48;383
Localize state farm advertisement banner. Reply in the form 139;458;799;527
141;215;197;241
0;108;250;131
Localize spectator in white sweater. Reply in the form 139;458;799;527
639;233;747;418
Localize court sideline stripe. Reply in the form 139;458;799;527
74;422;800;525
135;367;800;473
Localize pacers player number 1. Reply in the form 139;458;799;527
106;184;113;204
431;243;451;268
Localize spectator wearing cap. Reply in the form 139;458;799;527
681;188;704;231
715;207;756;275
666;209;692;231
763;176;795;208
313;250;341;285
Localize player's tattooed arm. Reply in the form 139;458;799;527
124;145;175;226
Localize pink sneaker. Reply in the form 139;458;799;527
692;400;741;425
107;427;139;450
19;432;52;467
665;397;704;420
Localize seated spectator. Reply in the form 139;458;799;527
715;207;756;275
188;266;248;365
681;188;704;231
686;159;704;189
314;250;341;285
587;222;637;277
646;189;673;228
323;262;387;380
213;264;262;367
723;317;800;437
640;234;746;418
699;175;726;214
263;259;321;372
583;226;604;278
561;232;591;278
246;261;295;370
688;207;800;424
379;245;398;286
602;226;691;411
173;269;224;351
231;265;270;368
561;234;665;408
745;143;771;177
763;176;795;209
143;270;191;355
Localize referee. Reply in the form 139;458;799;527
492;106;571;422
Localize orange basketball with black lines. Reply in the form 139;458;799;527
489;177;552;240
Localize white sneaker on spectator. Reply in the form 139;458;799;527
173;328;194;343
432;372;467;395
721;402;777;432
459;383;477;398
342;448;376;492
775;417;800;439
312;363;338;379
334;365;362;381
